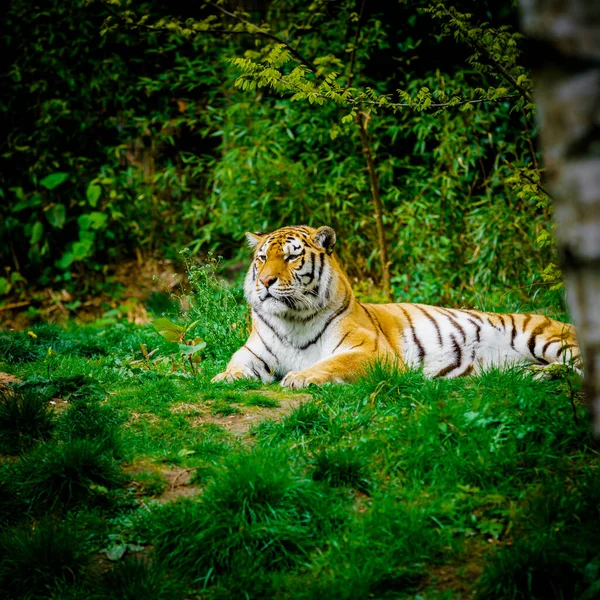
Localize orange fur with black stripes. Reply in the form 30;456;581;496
212;225;580;388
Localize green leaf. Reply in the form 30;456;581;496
45;204;66;228
88;212;107;229
72;239;94;261
40;172;69;190
55;252;75;270
30;221;43;245
153;317;184;342
105;543;127;562
86;183;101;207
12;193;42;213
78;212;107;230
0;277;11;296
185;319;201;333
179;340;207;355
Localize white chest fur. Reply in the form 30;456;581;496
249;308;343;377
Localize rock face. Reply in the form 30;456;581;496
519;0;600;433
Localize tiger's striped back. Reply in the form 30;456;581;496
367;303;579;378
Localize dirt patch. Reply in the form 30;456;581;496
126;412;160;425
169;402;204;415
192;390;312;437
423;539;490;598
124;460;201;504
0;372;69;411
157;467;200;503
0;372;21;391
352;490;372;514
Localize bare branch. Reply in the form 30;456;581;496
345;0;367;91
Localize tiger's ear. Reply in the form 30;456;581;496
312;226;337;254
245;231;266;250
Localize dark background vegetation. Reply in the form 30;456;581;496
2;0;560;311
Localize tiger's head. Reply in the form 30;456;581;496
244;225;341;318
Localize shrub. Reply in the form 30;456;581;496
181;254;247;366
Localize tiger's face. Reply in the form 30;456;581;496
244;226;338;318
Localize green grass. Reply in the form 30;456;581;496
0;387;55;453
0;520;88;598
95;558;185;600
18;439;123;510
0;299;597;599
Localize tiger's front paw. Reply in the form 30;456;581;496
211;365;257;384
281;370;331;389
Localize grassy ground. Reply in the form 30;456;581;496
0;272;598;599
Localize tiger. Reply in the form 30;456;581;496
212;225;580;388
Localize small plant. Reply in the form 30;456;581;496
152;317;206;376
182;253;247;364
0;520;87;598
0;387;55;453
18;438;123;509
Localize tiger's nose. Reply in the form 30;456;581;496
260;275;277;288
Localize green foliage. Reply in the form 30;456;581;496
152;315;207;375
2;0;223;287
2;0;560;309
0;520;88;598
0;388;56;454
180;254;247;366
